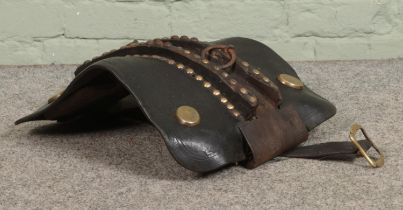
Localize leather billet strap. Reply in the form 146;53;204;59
282;140;372;160
238;105;309;168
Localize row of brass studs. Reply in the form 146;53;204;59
167;35;199;42
130;54;242;119
239;59;276;87
78;36;260;110
79;35;203;72
153;42;260;107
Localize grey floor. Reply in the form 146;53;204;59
0;60;402;209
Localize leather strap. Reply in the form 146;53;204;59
239;105;309;168
282;140;372;161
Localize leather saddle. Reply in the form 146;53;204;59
15;36;384;173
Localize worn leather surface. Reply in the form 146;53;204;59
16;37;337;172
214;38;337;130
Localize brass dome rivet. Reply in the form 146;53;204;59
168;59;175;65
229;79;237;85
232;110;241;118
48;91;63;104
214;66;221;71
176;63;185;69
186;68;194;75
176;106;200;127
220;97;228;103
171;35;180;40
277;74;304;90
213;89;221;96
203;82;212;88
190;37;199;42
240;88;248;94
184;50;191;54
193;54;201;59
180;35;189;40
227;103;234;110
195;75;203;81
249;96;257;104
154;39;163;46
252;69;261;75
262;76;270;83
202;59;209;64
241;61;249;67
222;72;229;78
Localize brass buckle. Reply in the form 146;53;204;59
349;123;384;168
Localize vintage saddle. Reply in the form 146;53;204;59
15;36;384;173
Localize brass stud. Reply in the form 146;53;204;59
220;97;228;104
190;37;199;42
186;68;194;75
176;63;185;69
180;35;189;40
168;59;175;65
184;50;191;54
171;35;180;40
222;72;229;78
227;103;234;110
249;96;257;104
195;75;203;81
232;110;241;118
203;82;212;88
262;76;270;83
229;79;237;85
193;54;201;59
277;74;304;90
241;61;250;67
252;69;261;75
154;39;163;46
214;66;221;71
176;105;200;127
240;88;248;94
202;59;209;64
213;89;221;96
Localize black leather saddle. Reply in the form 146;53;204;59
15;36;384;173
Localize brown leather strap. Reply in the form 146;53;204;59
238;105;309;168
282;140;372;161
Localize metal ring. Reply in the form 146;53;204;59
201;45;237;69
349;123;384;168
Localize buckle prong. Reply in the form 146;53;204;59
349;123;384;168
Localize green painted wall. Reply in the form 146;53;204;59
0;0;402;64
